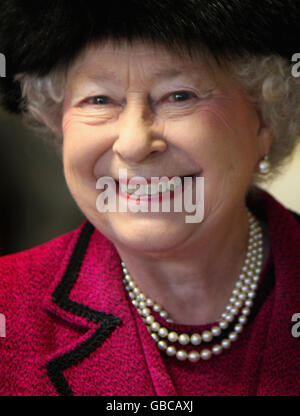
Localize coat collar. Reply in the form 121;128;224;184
43;221;177;396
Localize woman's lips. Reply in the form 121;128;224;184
117;174;195;185
116;172;200;203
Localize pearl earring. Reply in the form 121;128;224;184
258;155;271;175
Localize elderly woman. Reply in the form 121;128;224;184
0;0;300;396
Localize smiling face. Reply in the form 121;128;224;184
62;40;273;254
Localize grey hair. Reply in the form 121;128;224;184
15;53;300;182
227;54;300;183
15;64;67;150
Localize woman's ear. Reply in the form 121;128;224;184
255;106;274;156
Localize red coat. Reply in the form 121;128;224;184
0;190;300;396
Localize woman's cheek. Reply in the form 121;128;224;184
63;110;94;143
170;104;233;156
186;103;247;176
62;110;105;157
62;113;95;182
198;99;240;135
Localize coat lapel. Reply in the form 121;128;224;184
43;221;176;396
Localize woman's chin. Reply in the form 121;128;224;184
102;214;195;254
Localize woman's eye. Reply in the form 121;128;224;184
169;91;197;103
86;96;112;105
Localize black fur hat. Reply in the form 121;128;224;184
0;0;299;113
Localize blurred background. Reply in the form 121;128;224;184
0;110;84;255
0;109;299;256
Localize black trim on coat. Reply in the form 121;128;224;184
45;221;122;396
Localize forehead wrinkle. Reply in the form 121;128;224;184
74;68;209;92
67;51;218;97
74;68;123;85
69;38;217;82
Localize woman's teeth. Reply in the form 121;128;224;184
120;177;183;196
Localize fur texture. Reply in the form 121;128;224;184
0;0;299;113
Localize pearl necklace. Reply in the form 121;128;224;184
121;210;264;362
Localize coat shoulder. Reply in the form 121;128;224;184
0;223;85;309
290;210;300;225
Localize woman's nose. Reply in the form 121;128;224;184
112;102;167;163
